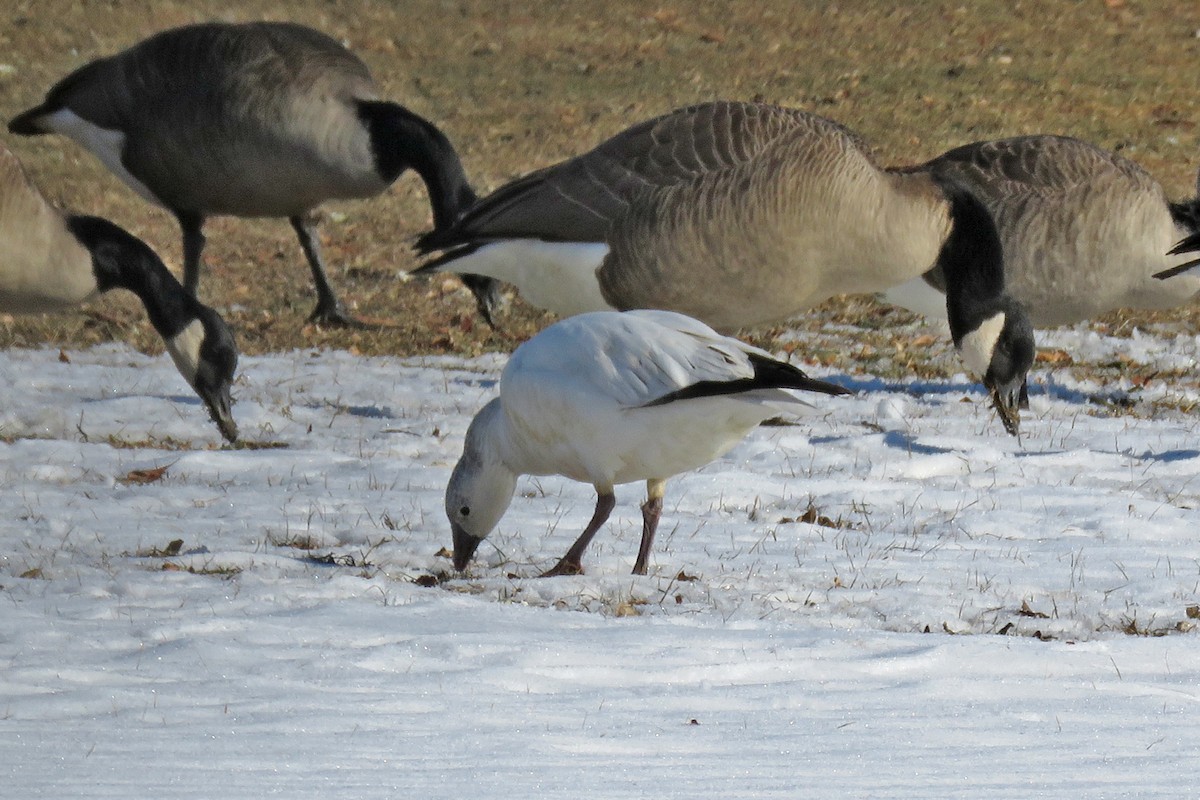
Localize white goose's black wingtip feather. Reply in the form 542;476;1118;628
640;353;852;408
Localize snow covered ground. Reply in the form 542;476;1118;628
2;321;1199;798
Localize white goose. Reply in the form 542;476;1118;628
0;141;238;441
445;309;852;577
8;20;498;327
416;101;1035;435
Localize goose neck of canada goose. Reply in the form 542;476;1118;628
64;215;239;441
358;101;475;229
930;178;1034;436
926;178;1008;343
1169;195;1200;237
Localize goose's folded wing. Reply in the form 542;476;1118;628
417;102;833;250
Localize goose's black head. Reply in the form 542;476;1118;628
185;305;240;443
932;176;1037;437
68;215;240;442
956;295;1036;437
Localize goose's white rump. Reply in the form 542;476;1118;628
444;310;851;576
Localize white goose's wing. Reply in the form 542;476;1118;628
500;310;759;414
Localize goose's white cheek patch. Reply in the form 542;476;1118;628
958;312;1005;379
165;319;205;388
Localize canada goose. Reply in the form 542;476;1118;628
0;141;238;441
7;20;498;327
415;101;1035;435
446;309;851;576
881;135;1200;325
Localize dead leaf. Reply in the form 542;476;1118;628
58;349;70;364
785;503;844;528
1036;348;1073;365
119;464;171;485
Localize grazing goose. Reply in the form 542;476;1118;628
416;101;1035;435
8;20;498;327
0;141;238;441
446;309;852;577
882;135;1200;325
878;136;1200;323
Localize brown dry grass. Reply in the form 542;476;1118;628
2;0;1200;376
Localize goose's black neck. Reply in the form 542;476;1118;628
358;100;476;230
65;215;200;339
1169;197;1200;236
932;176;1009;344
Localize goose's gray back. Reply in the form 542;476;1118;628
0;144;96;311
599;105;951;328
44;22;387;216
922;135;1200;325
458;102;952;330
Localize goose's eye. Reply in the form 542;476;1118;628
459;506;471;517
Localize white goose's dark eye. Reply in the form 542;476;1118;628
460;506;471;517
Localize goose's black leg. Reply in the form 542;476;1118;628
290;213;364;327
177;211;206;295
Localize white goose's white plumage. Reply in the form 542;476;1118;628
446;309;851;577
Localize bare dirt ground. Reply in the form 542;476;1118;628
2;0;1199;378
